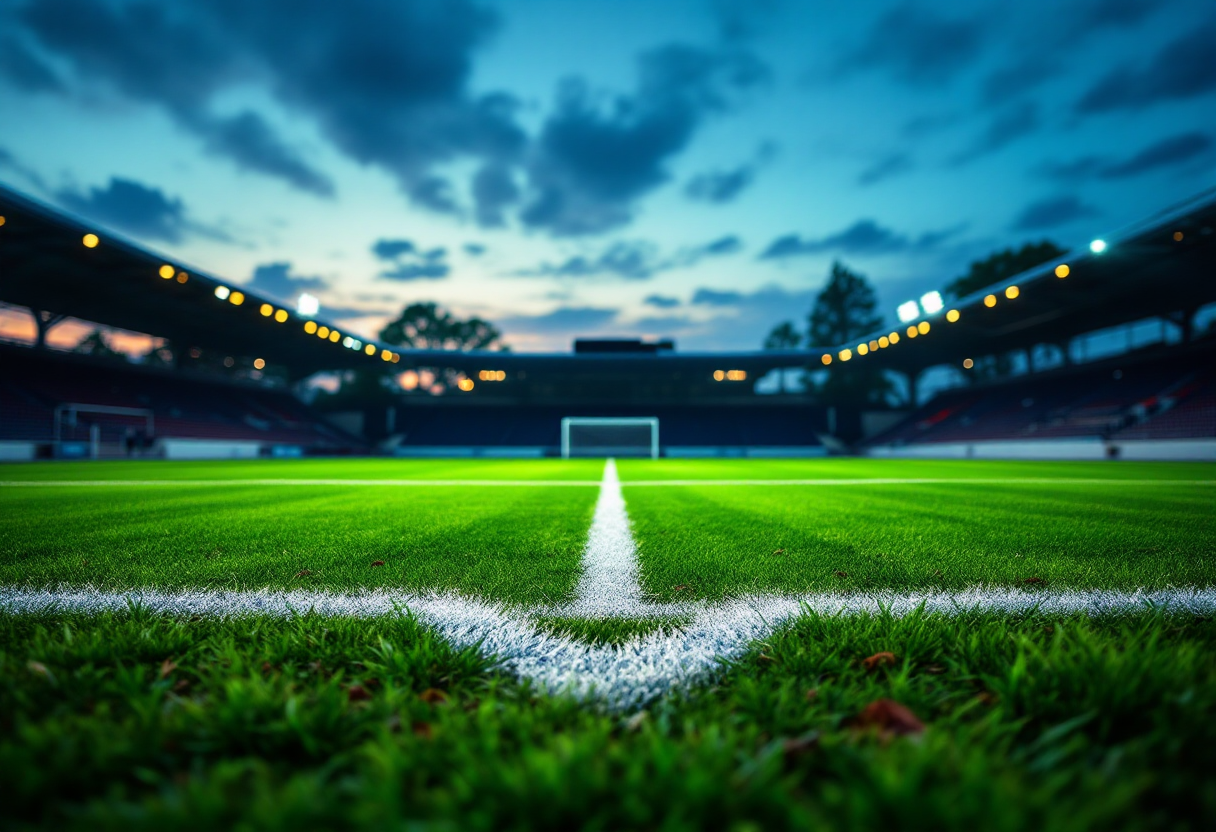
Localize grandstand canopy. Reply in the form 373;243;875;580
2;182;1214;384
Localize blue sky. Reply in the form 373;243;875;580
1;0;1213;351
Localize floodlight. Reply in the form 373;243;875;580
897;300;920;323
1090;239;1107;254
82;233;99;248
214;286;231;300
159;264;175;279
946;309;960;323
1055;264;1069;278
920;291;944;314
297;293;320;317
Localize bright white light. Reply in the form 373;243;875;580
897;300;921;323
920;291;944;314
213;286;230;300
297;293;320;317
342;336;354;348
1090;239;1107;254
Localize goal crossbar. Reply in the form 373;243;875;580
561;417;659;459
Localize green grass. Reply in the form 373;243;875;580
3;608;1215;831
2;459;1212;604
628;480;1216;601
0;482;597;604
532;615;691;645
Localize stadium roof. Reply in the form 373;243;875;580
2;182;1214;382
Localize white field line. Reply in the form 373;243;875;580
566;459;644;615
2;478;1213;488
3;585;1215;710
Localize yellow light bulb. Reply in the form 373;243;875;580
159;264;175;279
946;309;960;322
1005;285;1019;299
82;233;99;248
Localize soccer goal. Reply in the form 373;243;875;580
561;417;659;459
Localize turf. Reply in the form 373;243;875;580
4;607;1215;831
0;482;597;604
627;479;1216;601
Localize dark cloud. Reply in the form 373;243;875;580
711;0;782;42
463;243;487;256
1037;132;1213;181
471;163;519;227
246;262;329;302
760;220;961;260
691;288;743;306
1076;19;1216;113
372;238;450;281
0;145;48;191
513;234;742;280
0;37;64;93
512;240;662;280
840;4;986;86
1012;195;1100;230
520;44;770;236
15;0;524;216
496;306;619;335
56;177;190;243
1102;132;1212;178
951;102;1039;165
684;165;754;203
858;152;914;186
643;294;681;309
199;111;334;197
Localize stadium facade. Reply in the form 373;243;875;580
1;183;1213;461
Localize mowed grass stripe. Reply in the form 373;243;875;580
0;483;597;604
626;481;1216;601
4;477;1214;488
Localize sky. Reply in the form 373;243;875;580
1;0;1214;352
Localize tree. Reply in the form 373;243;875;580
945;240;1065;300
808;261;883;347
763;321;802;350
808;262;890;406
379;302;507;351
73;328;127;361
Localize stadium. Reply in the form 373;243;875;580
3;2;1216;829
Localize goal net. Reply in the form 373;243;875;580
561;417;659;459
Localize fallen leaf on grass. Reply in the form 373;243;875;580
772;548;786;556
757;654;778;664
294;570;313;578
419;688;449;705
861;651;897;670
412;722;434;739
976;691;998;706
1022;576;1047;585
370;560;385;567
159;658;177;679
805;688;819;702
781;733;820;762
347;685;373;702
172;679;191;693
672;584;690;592
854;699;925;737
922;663;946;675
833;570;848;578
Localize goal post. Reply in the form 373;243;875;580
561;417;659;459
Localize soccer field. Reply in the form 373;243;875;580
3;458;1216;829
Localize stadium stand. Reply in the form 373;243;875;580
0;345;364;459
865;343;1215;458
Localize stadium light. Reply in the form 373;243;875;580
317;325;330;338
253;358;266;370
857;343;869;356
0;215;6;226
82;233;99;248
1055;264;1069;278
889;331;900;344
906;325;918;338
176;272;188;284
366;344;377;356
920;291;944;314
159;264;175;279
917;321;930;334
878;336;889;348
821;353;832;365
946;309;960;323
214;286;231;300
260;303;274;317
1090;239;1107;254
726;370;747;380
304;321;318;334
963;358;974;369
713;370;725;381
839;348;852;361
458;378;474;391
297;293;320;317
1173;231;1184;241
229;291;245;306
897;300;920;323
328;329;340;342
274;309;288;323
1005;285;1019;299
984;294;997;307
342;336;353;348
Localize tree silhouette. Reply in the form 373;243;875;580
379;302;507;351
946;240;1065;300
763;321;802;350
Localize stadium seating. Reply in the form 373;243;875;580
0;345;364;455
867;346;1216;449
